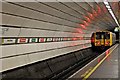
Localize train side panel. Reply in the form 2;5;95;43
111;32;116;45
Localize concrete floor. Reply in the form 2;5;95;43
90;44;119;78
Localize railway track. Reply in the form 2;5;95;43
50;45;116;80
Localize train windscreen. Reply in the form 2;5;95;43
105;32;110;39
96;32;110;39
96;32;103;39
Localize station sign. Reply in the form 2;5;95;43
58;38;61;41
52;38;57;41
2;36;89;45
67;38;71;41
29;38;38;43
60;38;63;41
39;38;46;42
18;38;28;43
72;38;77;41
63;38;67;41
2;39;16;44
46;38;52;42
55;38;59;41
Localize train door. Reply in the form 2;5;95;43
95;32;105;46
95;32;103;46
105;32;110;46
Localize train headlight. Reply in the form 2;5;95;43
105;41;110;45
96;41;100;45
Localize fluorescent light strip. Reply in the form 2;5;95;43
104;1;120;27
106;5;111;8
104;1;109;5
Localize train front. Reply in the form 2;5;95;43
91;31;114;51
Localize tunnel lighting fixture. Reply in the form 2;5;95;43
104;0;120;27
108;8;111;11
104;1;109;5
106;5;111;8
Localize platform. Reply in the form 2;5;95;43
68;44;119;79
89;44;119;78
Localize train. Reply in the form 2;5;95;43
91;31;116;51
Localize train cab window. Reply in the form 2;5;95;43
105;32;110;39
96;32;101;39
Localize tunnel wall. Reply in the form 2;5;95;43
1;2;95;72
2;47;94;78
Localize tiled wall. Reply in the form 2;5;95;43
1;1;109;72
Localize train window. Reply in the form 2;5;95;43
105;32;110;39
96;32;101;39
96;32;110;39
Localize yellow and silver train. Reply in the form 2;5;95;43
91;31;116;50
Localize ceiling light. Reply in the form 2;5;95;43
104;0;120;27
108;8;111;11
106;5;111;8
104;1;109;5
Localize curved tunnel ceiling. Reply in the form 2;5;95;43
1;0;120;72
1;1;119;34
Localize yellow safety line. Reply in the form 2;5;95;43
83;44;118;80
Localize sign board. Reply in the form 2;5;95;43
29;38;38;43
39;38;46;42
2;39;16;44
18;38;28;43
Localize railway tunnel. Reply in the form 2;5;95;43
0;0;120;79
